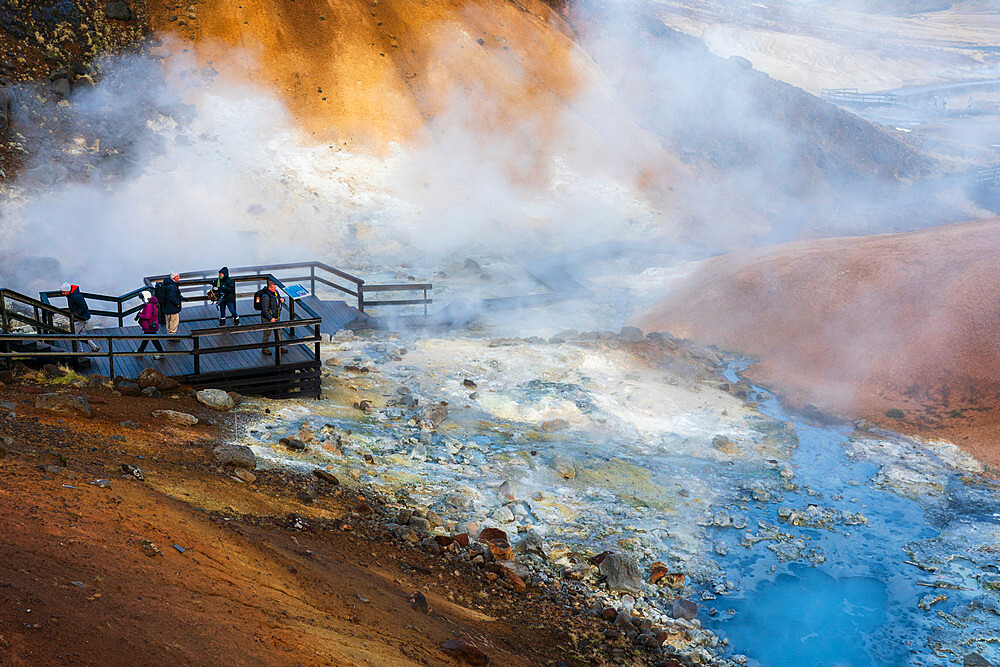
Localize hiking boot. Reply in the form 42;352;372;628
219;318;225;326
262;348;272;356
88;342;100;352
153;355;165;361
234;317;240;326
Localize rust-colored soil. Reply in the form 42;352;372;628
636;217;1000;471
0;378;608;665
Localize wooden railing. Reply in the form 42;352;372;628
821;88;903;107
38;286;146;327
144;261;433;314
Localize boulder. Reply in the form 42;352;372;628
227;391;242;406
141;387;162;399
212;444;256;469
196;389;234;411
312;468;339;484
598;553;642;592
280;437;306;452
104;1;131;20
115;381;141;397
619;326;644;343
441;639;488;665
151;409;198;426
136;368;165;389
671;598;699;620
158;377;180;392
35;393;91;418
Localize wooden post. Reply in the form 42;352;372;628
314;323;320;365
275;327;281;366
423;288;428;316
357;286;364;313
117;300;123;327
288;298;295;338
108;337;114;378
310;265;316;295
193;337;200;374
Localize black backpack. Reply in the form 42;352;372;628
253;287;265;311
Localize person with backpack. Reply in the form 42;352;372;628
213;266;238;326
135;291;164;359
60;282;100;353
256;278;285;355
158;272;183;334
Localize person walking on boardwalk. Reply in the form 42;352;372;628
135;291;164;360
60;282;100;352
213;266;238;326
159;272;183;334
258;278;285;356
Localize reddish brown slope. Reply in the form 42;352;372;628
636;218;1000;469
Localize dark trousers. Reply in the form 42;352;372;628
218;299;237;321
262;316;280;345
137;337;163;352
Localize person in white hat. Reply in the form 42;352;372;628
135;290;164;360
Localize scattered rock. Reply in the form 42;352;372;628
120;419;141;429
89;479;111;488
196;389;235;411
232;468;256;483
408;590;428;614
280;437;306;452
541;418;569;432
227;391;242;406
35;393;91;418
463;258;482;273
141;386;162;399
212;444;256;470
312;468;339;484
712;434;739;456
885;408;905;419
104;1;132;20
120;464;143;481
549;454;576;479
598;553;642;592
159;377;180;392
440;638;489;665
671;598;699;620
115;381;141;397
136;368;165;389
151;409;198;426
462;378;477;389
619;326;643;343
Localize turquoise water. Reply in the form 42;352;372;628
709;372;1000;666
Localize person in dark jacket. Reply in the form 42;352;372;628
159;272;183;334
213;266;238;326
135;291;164;359
60;282;100;352
259;278;285;356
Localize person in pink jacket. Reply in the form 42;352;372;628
136;291;164;360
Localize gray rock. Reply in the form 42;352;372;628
408;516;431;532
151;409;198;426
35;393;91;418
50;77;71;99
212;444;256;469
671;598;699;620
279;437;306;452
549;454;576;479
515;529;546;556
196;389;235;411
105;1;132;20
312;468;339;484
141;386;162;399
115;381;141;397
619;326;643;343
598;553;642;592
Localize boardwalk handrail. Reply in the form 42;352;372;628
143;261;433;314
38;286;147;327
821;88;902;107
0;288;77;335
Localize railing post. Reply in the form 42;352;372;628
193;337;200;374
310;265;316;295
117;300;123;327
314;323;320;364
275;330;281;366
289;298;296;338
357;286;364;313
423;288;428;316
108;337;114;378
70;315;78;354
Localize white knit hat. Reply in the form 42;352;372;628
60;281;71;292
141;290;151;302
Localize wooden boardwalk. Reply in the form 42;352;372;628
1;261;429;398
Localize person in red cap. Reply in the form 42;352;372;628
60;282;100;353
